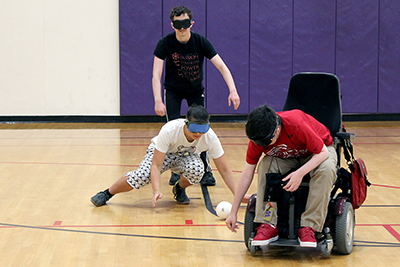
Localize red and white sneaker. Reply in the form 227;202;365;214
298;226;317;247
251;223;279;246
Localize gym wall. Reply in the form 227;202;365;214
1;1;399;117
120;0;400;116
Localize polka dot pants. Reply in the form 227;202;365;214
125;147;205;189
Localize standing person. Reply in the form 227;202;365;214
225;104;337;248
91;105;249;207
152;5;240;186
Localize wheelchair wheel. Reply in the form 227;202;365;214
335;201;355;254
244;208;257;250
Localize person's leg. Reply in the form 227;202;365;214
255;156;299;224
297;145;337;247
90;147;156;206
108;176;135;195
165;89;183;121
251;156;300;246
171;153;204;204
165;89;185;185
187;90;216;186
91;147;180;206
186;89;205;107
300;145;337;232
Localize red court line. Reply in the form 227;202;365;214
1;223;399;230
383;225;400;242
372;184;400;190
0;143;248;147
3;161;400;186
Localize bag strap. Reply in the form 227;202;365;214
341;124;355;164
342;136;372;187
342;138;355;165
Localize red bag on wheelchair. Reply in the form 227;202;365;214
349;158;370;209
342;137;371;209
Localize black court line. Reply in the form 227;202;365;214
353;240;400;247
1;222;398;248
0;222;242;243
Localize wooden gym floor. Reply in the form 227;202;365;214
0;121;399;266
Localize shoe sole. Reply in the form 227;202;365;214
176;200;190;205
298;238;317;247
90;198;106;207
251;235;279;246
200;182;216;186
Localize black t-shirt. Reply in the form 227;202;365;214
154;32;217;93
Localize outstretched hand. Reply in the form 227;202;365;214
152;191;164;207
225;213;239;232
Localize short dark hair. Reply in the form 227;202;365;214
186;104;209;124
246;104;278;141
170;6;193;20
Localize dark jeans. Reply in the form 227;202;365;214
164;89;204;121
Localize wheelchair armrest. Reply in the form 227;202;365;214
336;132;355;141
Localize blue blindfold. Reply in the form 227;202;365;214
186;121;210;134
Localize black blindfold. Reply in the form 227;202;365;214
172;19;191;29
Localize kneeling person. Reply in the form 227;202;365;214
91;104;248;207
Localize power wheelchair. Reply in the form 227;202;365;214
244;72;357;256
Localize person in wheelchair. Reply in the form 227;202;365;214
225;104;337;248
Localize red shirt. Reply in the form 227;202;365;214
246;109;333;165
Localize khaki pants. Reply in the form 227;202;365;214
254;145;337;232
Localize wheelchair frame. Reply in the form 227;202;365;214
243;72;357;256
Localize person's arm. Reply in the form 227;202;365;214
210;55;240;110
150;148;166;207
213;154;251;202
152;56;166;116
225;162;257;232
282;144;330;192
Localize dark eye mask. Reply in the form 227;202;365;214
172;19;191;29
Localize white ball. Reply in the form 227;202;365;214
216;201;232;219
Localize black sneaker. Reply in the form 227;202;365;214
200;171;216;186
172;181;190;204
169;172;180;185
91;191;111;207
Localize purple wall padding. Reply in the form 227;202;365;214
379;0;400;113
206;0;249;114
119;1;400;116
293;0;336;74
336;0;379;113
249;0;293;112
119;0;162;115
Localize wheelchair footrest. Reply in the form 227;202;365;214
268;238;300;247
